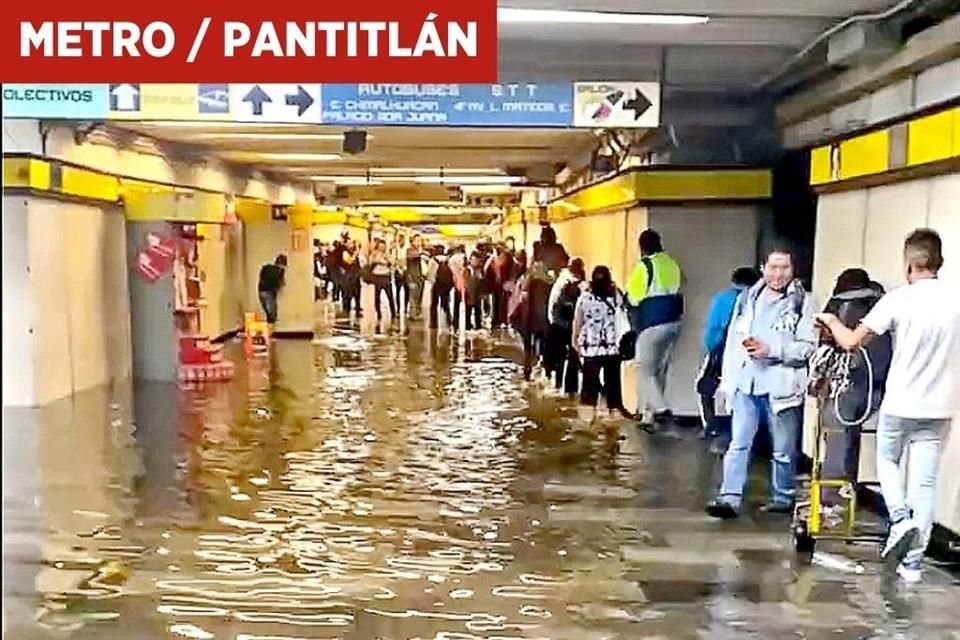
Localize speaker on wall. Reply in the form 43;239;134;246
343;130;368;155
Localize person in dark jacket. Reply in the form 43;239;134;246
547;258;587;395
405;235;428;320
340;240;362;317
258;254;287;325
428;247;455;329
810;268;892;485
486;246;514;328
539;224;570;276
463;252;486;331
326;239;344;303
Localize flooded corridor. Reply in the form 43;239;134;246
4;321;960;640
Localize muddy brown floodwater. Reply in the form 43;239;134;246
3;321;959;639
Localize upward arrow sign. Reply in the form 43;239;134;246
243;85;272;116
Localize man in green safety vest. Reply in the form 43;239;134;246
626;230;684;431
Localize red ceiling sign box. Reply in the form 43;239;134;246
0;1;497;82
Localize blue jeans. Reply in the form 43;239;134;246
718;392;800;509
876;414;951;565
259;290;278;324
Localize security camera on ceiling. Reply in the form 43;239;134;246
343;130;368;155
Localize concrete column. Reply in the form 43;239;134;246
2;197;36;407
4;122;43;407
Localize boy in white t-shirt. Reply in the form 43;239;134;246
817;228;959;584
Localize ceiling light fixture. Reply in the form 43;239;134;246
140;121;301;129
370;167;504;175
257;153;341;161
335;178;384;186
195;133;356;141
413;175;524;185
310;175;414;183
498;8;709;25
460;185;521;194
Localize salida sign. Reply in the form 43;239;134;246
0;1;497;82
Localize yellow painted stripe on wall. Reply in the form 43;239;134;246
810;146;833;185
287;203;315;230
60;166;120;202
120;178;175;196
235;198;271;224
123;190;226;223
374;207;428;223
953;108;960;158
839;130;890;180
346;214;370;229
548;168;771;221
547;172;636;219
634;170;772;200
312;211;348;225
907;108;957;167
2;157;51;190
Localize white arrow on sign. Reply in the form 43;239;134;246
111;84;139;111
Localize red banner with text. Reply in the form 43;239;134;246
0;1;497;82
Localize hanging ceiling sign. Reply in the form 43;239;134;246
2;84;108;119
4;81;663;130
573;82;661;129
321;83;573;127
230;84;322;123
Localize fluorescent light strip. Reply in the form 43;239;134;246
195;133;349;141
258;153;341;161
498;8;709;25
141;121;302;129
310;175;411;183
335;179;384;186
414;176;523;185
371;167;504;175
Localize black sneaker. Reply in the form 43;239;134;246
706;500;739;520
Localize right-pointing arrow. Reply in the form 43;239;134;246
623;89;652;121
243;85;272;116
285;85;314;117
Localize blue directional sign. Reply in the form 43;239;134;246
2;84;108;119
198;83;229;114
320;84;573;127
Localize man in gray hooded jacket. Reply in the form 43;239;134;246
706;247;817;519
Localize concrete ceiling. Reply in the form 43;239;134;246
109;2;916;185
497;0;909;92
112;122;597;187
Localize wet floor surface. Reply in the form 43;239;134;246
4;317;960;639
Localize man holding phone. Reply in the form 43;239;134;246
706;247;817;520
816;229;958;583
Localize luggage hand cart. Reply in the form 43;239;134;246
792;393;886;555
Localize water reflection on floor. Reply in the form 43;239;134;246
4;322;960;639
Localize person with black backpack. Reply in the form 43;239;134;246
696;267;761;443
810;269;891;491
547;258;587;395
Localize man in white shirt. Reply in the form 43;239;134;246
817;228;959;584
